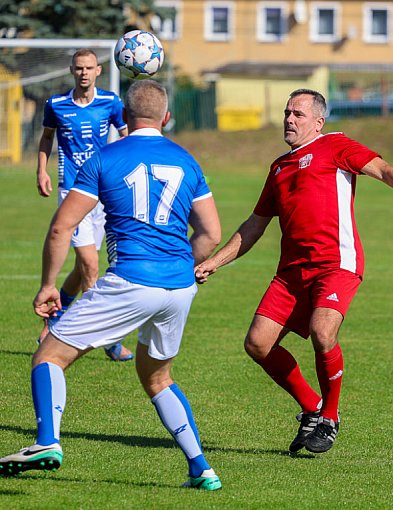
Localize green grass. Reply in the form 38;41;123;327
1;120;393;509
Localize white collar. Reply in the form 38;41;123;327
130;128;163;136
70;87;96;108
290;134;324;153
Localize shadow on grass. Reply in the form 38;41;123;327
0;488;27;495
204;444;315;459
0;471;176;490
0;349;34;358
0;424;315;459
0;349;109;362
0;424;174;449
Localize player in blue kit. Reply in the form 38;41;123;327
36;48;132;361
1;80;222;490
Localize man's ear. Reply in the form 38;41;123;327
96;64;102;77
162;111;171;128
316;116;325;133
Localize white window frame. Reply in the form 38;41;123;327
256;2;288;42
310;2;341;43
363;3;390;43
204;1;234;42
153;0;182;41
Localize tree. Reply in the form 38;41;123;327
0;0;167;92
0;0;163;39
0;0;176;147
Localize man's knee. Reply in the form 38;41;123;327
135;344;173;398
80;263;99;288
75;246;99;290
32;334;82;370
244;330;271;361
78;257;99;278
309;308;343;353
309;325;338;353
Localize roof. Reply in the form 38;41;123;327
204;62;320;78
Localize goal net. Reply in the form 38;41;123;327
0;39;120;163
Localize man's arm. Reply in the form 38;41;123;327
188;196;221;266
118;127;128;138
37;127;56;197
33;191;98;318
361;157;393;188
195;213;272;283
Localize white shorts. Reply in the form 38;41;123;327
59;188;105;249
50;274;198;360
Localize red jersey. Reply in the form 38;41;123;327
254;133;380;276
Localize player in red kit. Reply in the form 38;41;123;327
195;89;393;454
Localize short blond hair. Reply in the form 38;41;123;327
125;80;168;123
71;48;98;67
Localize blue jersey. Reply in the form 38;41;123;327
43;87;126;190
72;129;212;289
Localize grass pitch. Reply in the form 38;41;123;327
1;119;392;509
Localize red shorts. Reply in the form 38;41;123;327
256;266;362;339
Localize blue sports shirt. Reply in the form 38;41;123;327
72;128;212;289
43;87;126;190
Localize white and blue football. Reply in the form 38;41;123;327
114;30;164;79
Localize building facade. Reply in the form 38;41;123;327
154;0;393;75
153;0;393;128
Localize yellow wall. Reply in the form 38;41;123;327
216;66;329;129
161;1;393;78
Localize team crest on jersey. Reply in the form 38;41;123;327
299;154;313;169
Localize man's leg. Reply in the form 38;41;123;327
305;307;343;453
135;343;221;491
0;334;86;477
244;315;322;452
74;244;99;292
39;244;132;361
75;245;133;362
37;264;80;343
245;315;322;411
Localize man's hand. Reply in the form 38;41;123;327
194;259;218;284
33;286;61;318
37;172;53;197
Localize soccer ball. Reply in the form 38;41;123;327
114;30;164;79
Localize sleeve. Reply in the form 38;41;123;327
253;169;278;217
331;134;381;175
192;161;212;202
111;95;127;131
42;99;57;129
71;152;101;200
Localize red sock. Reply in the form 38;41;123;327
315;343;343;422
259;346;321;413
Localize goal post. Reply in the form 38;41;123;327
0;38;121;163
0;38;120;94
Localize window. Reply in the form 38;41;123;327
152;1;181;40
310;3;341;42
204;2;234;41
257;2;288;42
363;3;390;43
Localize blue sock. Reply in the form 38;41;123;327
60;288;77;309
152;383;210;477
31;362;66;445
49;289;77;326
